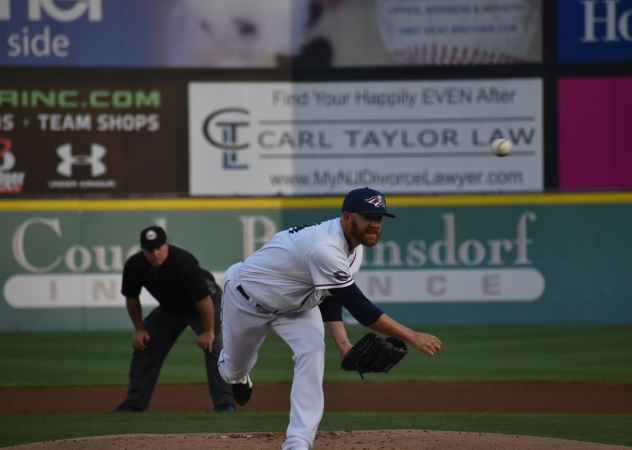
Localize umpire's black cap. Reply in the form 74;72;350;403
140;226;167;250
341;187;396;218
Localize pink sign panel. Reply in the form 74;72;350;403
559;77;632;190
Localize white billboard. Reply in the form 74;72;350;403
189;79;543;195
4;274;159;309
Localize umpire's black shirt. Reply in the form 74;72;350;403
121;245;209;318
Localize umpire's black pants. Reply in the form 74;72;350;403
121;297;234;411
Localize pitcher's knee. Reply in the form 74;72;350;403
292;340;325;362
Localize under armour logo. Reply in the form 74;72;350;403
365;195;385;209
56;143;107;177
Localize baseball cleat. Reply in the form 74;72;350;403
233;374;253;406
110;403;144;413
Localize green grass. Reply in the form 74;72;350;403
1;327;631;448
0;412;631;448
1;326;631;387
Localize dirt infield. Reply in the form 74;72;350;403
2;381;631;415
6;431;632;450
3;382;632;450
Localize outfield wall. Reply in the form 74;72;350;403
0;193;631;331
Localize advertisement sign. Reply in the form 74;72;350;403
0;76;186;195
1;194;631;331
372;0;542;65
558;0;632;62
189;79;544;195
0;0;542;68
559;77;632;189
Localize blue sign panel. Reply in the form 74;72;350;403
0;0;153;66
0;0;542;68
558;0;632;62
0;0;302;67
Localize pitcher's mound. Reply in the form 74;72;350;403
7;430;631;450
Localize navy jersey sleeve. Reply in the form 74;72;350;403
318;296;343;322
320;283;384;326
179;255;211;302
121;257;142;299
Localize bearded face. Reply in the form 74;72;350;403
349;213;383;248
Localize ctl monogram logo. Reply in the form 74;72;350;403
202;108;250;170
56;143;107;177
0;0;103;22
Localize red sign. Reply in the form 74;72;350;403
559;77;632;190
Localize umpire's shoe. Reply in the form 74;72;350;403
233;374;253;406
215;403;236;413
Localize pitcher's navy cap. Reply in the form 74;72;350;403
140;226;167;250
341;187;396;218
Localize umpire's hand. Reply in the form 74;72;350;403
196;331;215;353
132;329;151;351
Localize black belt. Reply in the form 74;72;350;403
236;285;278;313
236;285;250;300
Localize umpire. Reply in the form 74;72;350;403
111;226;236;413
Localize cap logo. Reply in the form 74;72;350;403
365;195;385;209
145;230;157;241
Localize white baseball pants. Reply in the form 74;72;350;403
218;263;326;450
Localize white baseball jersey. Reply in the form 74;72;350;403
237;218;363;313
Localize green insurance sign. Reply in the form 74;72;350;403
0;194;630;331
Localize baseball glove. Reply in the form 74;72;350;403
341;332;409;379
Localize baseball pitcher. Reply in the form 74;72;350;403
218;187;442;450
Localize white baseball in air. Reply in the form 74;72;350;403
491;139;513;157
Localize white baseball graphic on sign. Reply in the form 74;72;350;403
376;0;541;65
